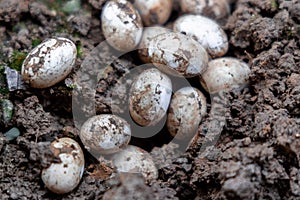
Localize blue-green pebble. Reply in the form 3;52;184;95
4;127;20;141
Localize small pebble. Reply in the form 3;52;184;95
63;0;81;13
4;66;26;91
4;127;20;141
1;99;13;124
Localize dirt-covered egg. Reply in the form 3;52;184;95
80;114;131;155
133;0;172;26
138;26;171;63
148;32;209;77
200;57;251;94
41;138;85;194
101;0;143;51
180;0;230;20
167;87;207;140
21;37;76;88
129;68;172;126
173;14;228;58
111;145;158;183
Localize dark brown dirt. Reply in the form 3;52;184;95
0;0;299;199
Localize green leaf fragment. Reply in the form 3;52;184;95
32;38;42;48
10;50;27;71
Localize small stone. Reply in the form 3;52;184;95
4;66;26;91
63;0;81;14
1;99;14;124
4;127;20;141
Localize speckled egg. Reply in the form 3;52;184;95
138;26;171;63
167;87;207;140
148;32;209;77
133;0;172;26
180;0;230;20
111;145;158;183
173;14;228;57
80;114;131;155
21;37;76;88
200;57;251;94
41;138;85;194
101;0;143;51
129;68;172;126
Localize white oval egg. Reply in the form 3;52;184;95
101;0;143;51
138;26;171;63
180;0;230;20
129;68;172;126
148;32;209;77
133;0;172;26
21;37;76;88
111;145;158;183
41;138;85;194
80;114;131;155
167;87;207;140
200;57;251;94
173;14;228;58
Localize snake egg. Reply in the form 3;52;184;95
41;138;85;194
111;145;158;183
21;37;76;88
148;32;209;77
167;87;207;140
138;26;171;63
101;0;143;51
129;68;172;126
174;14;228;58
180;0;230;20
80;114;131;155
200;57;251;94
133;0;173;26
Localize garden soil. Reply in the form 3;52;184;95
0;0;299;199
